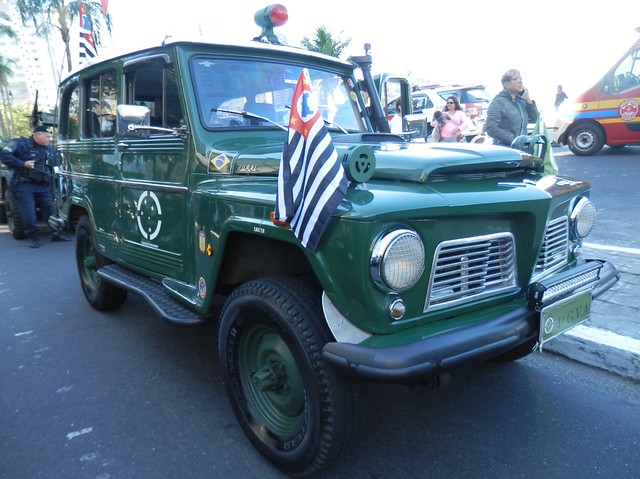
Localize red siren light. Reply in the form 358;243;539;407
253;4;288;44
255;4;288;28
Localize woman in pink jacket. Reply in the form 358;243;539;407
431;96;471;142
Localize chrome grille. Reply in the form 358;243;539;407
533;216;569;277
424;233;517;312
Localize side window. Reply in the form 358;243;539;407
126;61;183;129
85;70;117;138
609;48;640;92
60;84;80;140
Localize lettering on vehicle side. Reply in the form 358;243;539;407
237;164;260;173
254;226;265;234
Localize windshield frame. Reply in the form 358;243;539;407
189;55;367;133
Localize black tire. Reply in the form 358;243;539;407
6;190;25;239
75;215;127;310
490;337;537;363
0;198;6;224
567;123;605;156
218;276;364;477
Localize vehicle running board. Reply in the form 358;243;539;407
97;264;212;327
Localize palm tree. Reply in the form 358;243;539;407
15;0;112;72
300;25;351;58
0;11;18;138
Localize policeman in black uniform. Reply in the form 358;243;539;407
0;125;70;248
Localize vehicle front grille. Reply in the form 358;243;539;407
424;233;518;312
533;216;569;278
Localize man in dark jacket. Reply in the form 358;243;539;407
485;69;539;146
0;126;69;248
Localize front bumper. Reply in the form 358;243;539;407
323;260;613;384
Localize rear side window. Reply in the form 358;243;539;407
59;83;80;140
85;70;117;138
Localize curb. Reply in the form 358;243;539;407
544;325;640;382
544;243;640;382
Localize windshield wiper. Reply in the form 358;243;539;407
211;108;287;131
281;105;349;134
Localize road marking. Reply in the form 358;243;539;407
583;242;640;255
66;427;93;440
564;325;640;354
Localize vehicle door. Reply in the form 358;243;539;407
600;43;640;143
117;56;190;281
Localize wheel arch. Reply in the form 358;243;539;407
214;231;318;295
563;118;606;144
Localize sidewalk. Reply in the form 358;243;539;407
544;243;640;382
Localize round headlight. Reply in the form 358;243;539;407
571;197;596;239
371;229;425;292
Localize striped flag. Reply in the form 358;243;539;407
275;69;348;252
79;2;97;64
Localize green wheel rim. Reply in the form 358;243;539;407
81;238;99;291
239;323;305;434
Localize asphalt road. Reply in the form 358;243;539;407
553;144;640;249
2;145;639;478
1;226;640;479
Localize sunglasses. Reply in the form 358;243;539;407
446;101;454;104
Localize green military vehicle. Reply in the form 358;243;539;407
49;5;617;477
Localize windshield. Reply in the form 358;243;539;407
190;57;366;132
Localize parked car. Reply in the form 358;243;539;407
402;88;447;138
436;84;493;138
48;5;616;477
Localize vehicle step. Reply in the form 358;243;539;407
98;264;212;326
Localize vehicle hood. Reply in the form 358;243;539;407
228;133;543;183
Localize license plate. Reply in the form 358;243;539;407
539;289;592;348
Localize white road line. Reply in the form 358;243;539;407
564;325;640;354
583;242;640;255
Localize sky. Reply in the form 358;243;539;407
100;0;640;113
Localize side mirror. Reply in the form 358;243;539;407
117;104;150;138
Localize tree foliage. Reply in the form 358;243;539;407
15;0;112;72
0;11;18;138
300;25;351;58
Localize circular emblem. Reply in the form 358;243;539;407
198;277;207;298
543;317;555;335
619;99;639;121
136;190;162;241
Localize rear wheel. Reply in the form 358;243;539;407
567;123;605;156
218;276;364;477
75;215;127;310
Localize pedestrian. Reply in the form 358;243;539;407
485;69;539;147
431;96;471;142
0;125;70;248
554;84;568;111
388;98;403;134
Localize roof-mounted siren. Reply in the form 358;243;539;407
253;4;288;44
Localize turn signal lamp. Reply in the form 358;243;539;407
254;4;288;44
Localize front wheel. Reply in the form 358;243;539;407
75;215;127;310
567;123;605;156
218;277;364;477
